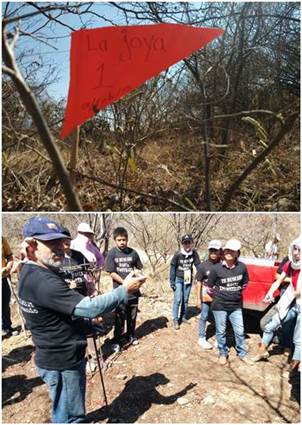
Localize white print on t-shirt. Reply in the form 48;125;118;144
114;256;133;274
219;285;241;291
221;274;243;284
19;298;38;314
178;257;194;271
114;257;133;263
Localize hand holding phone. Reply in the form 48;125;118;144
263;293;274;304
124;271;147;293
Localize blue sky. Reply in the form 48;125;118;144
3;2;129;100
3;2;214;103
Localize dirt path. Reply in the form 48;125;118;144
2;297;300;423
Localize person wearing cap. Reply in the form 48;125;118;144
207;239;252;365
18;216;146;423
71;222;104;269
170;234;201;330
252;238;300;375
71;222;104;294
196;240;222;349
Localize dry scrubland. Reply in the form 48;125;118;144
2;128;300;212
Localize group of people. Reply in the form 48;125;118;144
2;216;300;423
170;234;301;370
2;216;146;423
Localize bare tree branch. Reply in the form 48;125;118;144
221;111;298;210
2;25;82;211
72;170;193;212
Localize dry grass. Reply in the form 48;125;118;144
2;130;299;212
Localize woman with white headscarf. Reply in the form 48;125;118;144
252;237;301;372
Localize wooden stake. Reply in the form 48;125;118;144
70;126;80;182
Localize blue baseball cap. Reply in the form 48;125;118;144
181;234;193;243
23;216;70;241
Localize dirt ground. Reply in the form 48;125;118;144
2;295;300;424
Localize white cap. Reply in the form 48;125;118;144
223;239;241;252
77;222;94;234
208;240;222;250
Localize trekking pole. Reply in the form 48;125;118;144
92;333;108;407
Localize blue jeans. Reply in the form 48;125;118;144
213;309;247;358
198;302;211;338
172;277;192;321
37;359;86;423
292;306;300;361
262;303;300;360
262;303;299;344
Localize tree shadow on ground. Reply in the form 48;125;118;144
101;316;168;360
2;344;35;372
86;373;196;423
135;316;168;339
226;363;296;423
186;306;200;320
2;374;43;407
289;370;300;405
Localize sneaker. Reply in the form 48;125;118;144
86;358;98;373
251;350;270;362
198;338;213;350
272;335;280;344
111;343;121;353
218;356;228;365
239;356;255;365
129;337;139;346
2;328;19;337
173;320;180;330
181;318;190;325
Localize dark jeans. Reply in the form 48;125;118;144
2;277;12;330
37;359;86;423
114;298;138;342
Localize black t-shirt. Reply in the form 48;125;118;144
105;246;143;300
207;261;249;311
18;262;86;370
170;250;201;282
57;249;90;296
196;259;218;283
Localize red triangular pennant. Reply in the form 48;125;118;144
60;23;224;138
